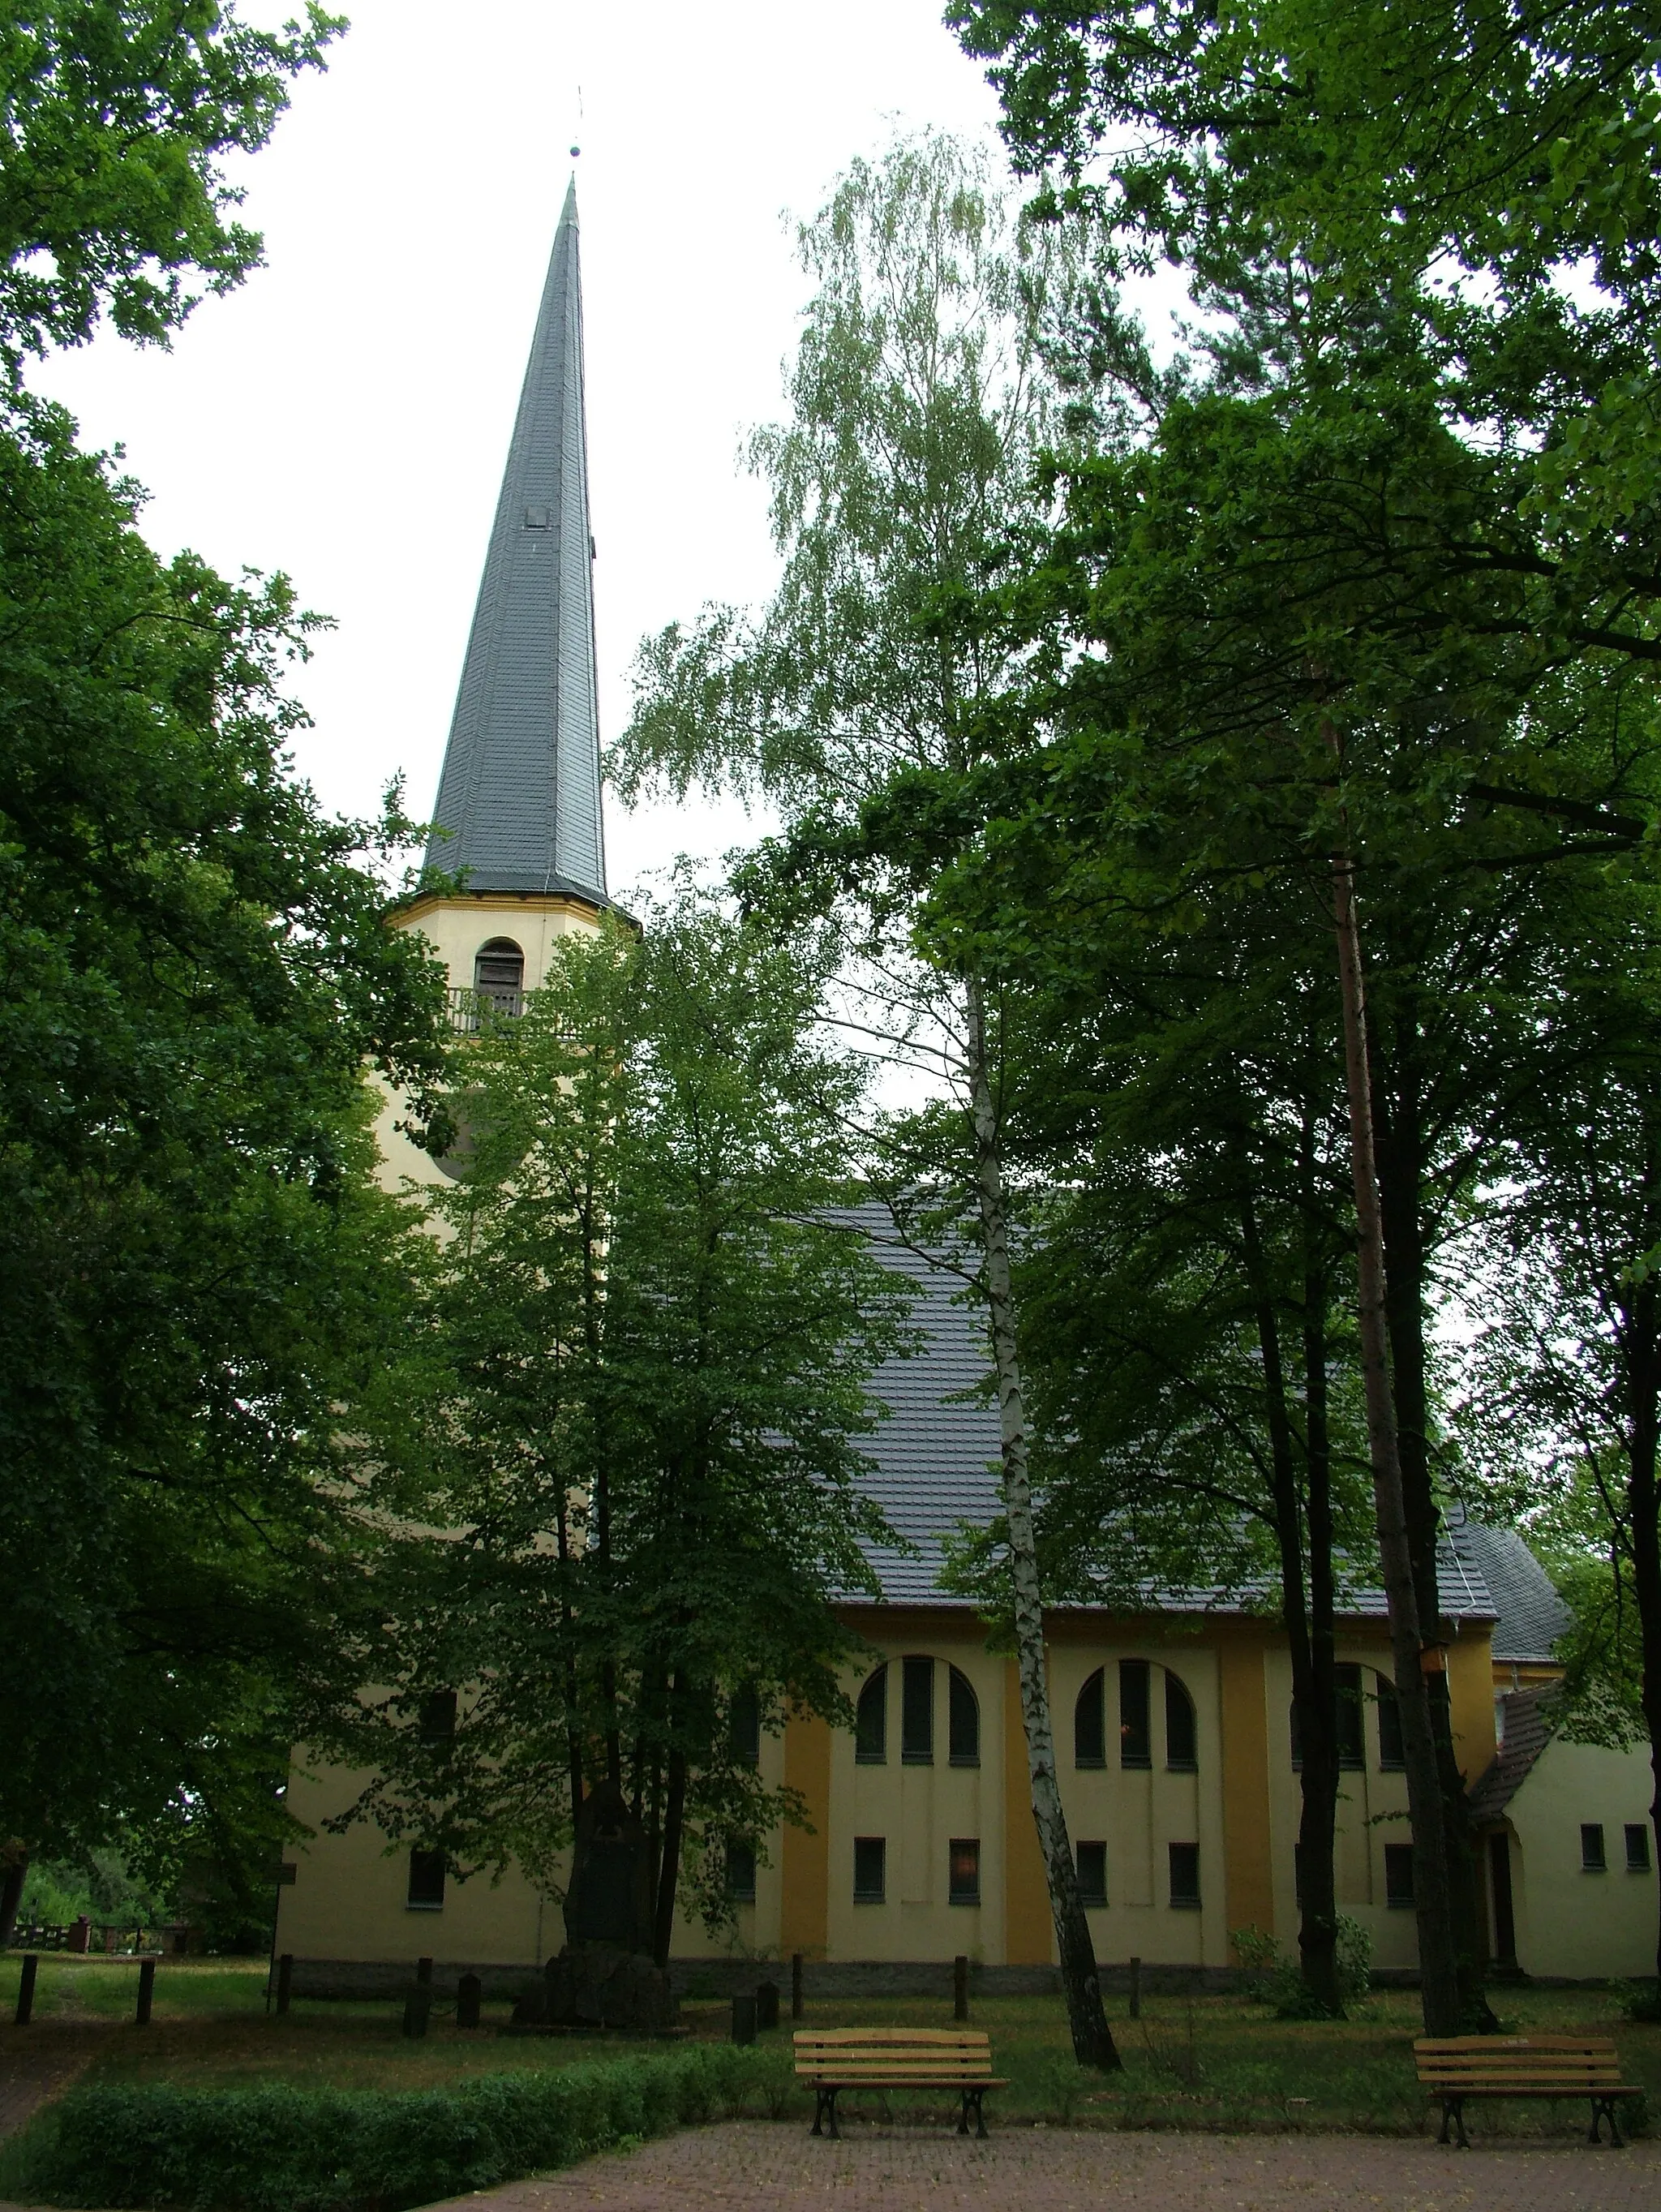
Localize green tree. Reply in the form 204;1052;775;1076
0;401;448;1935
993;915;1377;2016
319;900;912;1963
616;135;1122;2065
0;0;343;367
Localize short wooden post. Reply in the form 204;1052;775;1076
755;1979;779;2030
135;1958;156;2025
731;1991;757;2046
402;1986;431;2038
790;1951;804;2020
1129;1956;1141;2020
276;1952;293;2017
953;1953;969;2021
457;1972;483;2029
416;1955;434;1986
15;1954;37;2026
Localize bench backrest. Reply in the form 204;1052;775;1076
794;2029;994;2080
1415;2036;1626;2089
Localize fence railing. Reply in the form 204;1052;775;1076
447;986;523;1035
7;1920;191;1954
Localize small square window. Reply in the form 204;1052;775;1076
1384;1843;1415;1907
1076;1840;1108;1907
853;1836;886;1903
406;1848;445;1910
1168;1840;1200;1908
1582;1823;1607;1871
949;1838;981;1905
523;505;552;528
1626;1823;1652;1873
725;1840;757;1901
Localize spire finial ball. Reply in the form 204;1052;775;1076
570;144;581;158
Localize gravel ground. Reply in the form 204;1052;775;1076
445;2119;1661;2212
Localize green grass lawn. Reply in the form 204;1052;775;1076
2;1956;1658;2140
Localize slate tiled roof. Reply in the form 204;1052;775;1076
425;180;607;904
1454;1521;1571;1662
1467;1686;1557;1823
844;1205;1507;1631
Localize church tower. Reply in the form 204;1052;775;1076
392;179;610;1125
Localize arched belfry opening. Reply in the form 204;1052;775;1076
474;938;525;1012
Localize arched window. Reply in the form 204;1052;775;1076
1164;1670;1197;1770
855;1665;887;1764
948;1666;980;1766
1290;1663;1367;1769
902;1656;934;1763
1375;1673;1405;1770
1075;1669;1105;1767
1119;1658;1152;1767
474;938;524;1012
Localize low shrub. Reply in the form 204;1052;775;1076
6;2044;789;2212
1230;1917;1374;2018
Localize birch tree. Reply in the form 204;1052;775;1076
614;134;1119;2066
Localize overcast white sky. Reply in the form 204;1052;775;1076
29;0;1013;905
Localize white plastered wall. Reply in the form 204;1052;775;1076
1505;1735;1659;1980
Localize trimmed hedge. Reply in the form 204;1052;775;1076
7;2045;788;2212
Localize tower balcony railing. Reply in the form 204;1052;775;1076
448;985;524;1034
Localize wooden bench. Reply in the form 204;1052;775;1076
793;2028;1007;2139
1415;2035;1642;2147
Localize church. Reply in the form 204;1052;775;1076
274;187;1659;1998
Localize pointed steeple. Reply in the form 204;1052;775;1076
425;180;607;900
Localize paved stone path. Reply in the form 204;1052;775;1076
446;2119;1661;2212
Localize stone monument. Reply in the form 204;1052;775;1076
509;1780;678;2034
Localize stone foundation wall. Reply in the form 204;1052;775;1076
281;1956;1253;2002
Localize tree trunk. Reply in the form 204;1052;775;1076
1239;1186;1342;2013
964;975;1120;2070
1620;1151;1661;1995
653;1730;688;1971
1325;767;1462;2036
0;1852;26;1945
1369;1039;1497;2029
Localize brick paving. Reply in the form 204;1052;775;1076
448;2119;1661;2212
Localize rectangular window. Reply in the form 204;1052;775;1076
1376;1677;1405;1770
948;1838;981;1905
1076;1840;1108;1907
406;1848;446;1909
418;1689;457;1743
1334;1662;1365;1768
1582;1822;1607;1871
852;1836;886;1903
725;1840;757;1901
902;1656;934;1764
1120;1660;1152;1768
1075;1670;1105;1767
728;1683;761;1767
1168;1840;1200;1908
1627;1822;1652;1873
1384;1843;1415;1907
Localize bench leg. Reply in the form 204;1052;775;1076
959;2088;988;2141
1437;2097;1469;2149
811;2086;840;2141
1589;2097;1626;2149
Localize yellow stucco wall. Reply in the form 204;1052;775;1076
374;891;606;1196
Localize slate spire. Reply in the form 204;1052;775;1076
425;179;607;900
